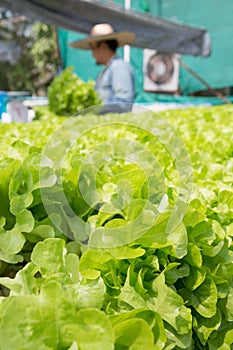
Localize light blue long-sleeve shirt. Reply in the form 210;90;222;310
95;54;135;113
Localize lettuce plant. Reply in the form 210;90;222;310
48;67;102;115
0;104;233;349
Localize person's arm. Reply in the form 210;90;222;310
102;59;135;113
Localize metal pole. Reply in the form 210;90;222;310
124;0;131;62
178;59;231;104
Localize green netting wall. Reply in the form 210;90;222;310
158;0;233;95
58;0;233;103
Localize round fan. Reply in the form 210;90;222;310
147;53;174;85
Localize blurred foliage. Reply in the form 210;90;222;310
48;67;102;115
0;9;60;93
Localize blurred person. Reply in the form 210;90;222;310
70;23;136;113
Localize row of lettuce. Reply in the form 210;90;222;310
0;104;232;349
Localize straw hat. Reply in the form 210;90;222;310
70;23;136;50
